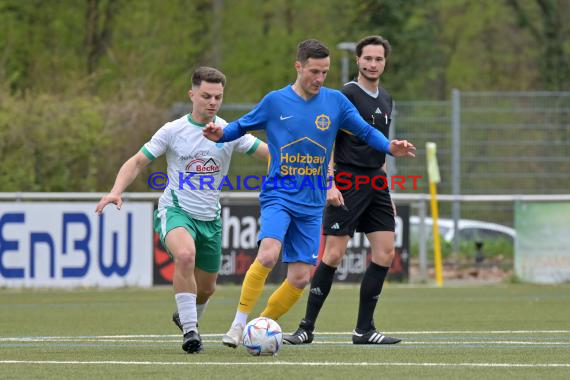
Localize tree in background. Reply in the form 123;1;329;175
85;0;121;75
505;0;569;90
0;0;568;192
343;0;568;98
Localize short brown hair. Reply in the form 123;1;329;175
296;39;330;63
191;67;226;87
355;35;391;59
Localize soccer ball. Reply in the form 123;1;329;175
242;317;283;356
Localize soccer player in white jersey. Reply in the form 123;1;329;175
95;67;268;353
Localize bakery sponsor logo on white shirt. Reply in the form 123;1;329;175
185;157;221;174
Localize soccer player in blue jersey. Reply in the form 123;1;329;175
203;39;415;348
285;35;402;346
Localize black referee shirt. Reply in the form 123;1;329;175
334;81;392;169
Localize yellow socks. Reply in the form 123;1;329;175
236;260;305;321
237;259;272;313
260;279;304;320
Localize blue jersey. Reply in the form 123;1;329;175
219;85;391;213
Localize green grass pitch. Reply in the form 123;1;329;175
1;283;569;379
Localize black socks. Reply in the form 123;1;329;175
355;262;389;333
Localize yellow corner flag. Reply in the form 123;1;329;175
426;142;443;287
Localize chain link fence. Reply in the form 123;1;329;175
175;91;570;223
392;92;570;226
173;92;570;271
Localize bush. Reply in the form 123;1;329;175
0;90;166;192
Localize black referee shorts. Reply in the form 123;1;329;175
323;164;395;237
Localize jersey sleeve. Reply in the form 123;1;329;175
233;134;261;155
338;94;391;154
218;93;273;142
340;85;355;104
140;124;171;160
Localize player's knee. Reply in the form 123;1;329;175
257;253;278;268
323;248;344;267
383;246;396;261
257;241;280;268
372;246;395;265
288;271;311;288
287;265;311;289
198;284;215;300
174;249;196;269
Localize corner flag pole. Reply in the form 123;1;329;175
426;142;443;287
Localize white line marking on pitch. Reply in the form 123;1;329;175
1;360;569;368
1;330;569;341
2;338;570;346
385;330;570;335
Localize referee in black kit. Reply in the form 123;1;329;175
284;35;403;345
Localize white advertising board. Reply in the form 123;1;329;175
0;202;153;288
515;201;570;284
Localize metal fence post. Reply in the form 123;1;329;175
451;89;461;255
337;42;356;86
418;198;428;282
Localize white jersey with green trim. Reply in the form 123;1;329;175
141;114;260;221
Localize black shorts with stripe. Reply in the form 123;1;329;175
323;163;395;237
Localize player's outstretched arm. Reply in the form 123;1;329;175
95;151;151;214
389;140;416;158
202;122;224;142
251;141;269;161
